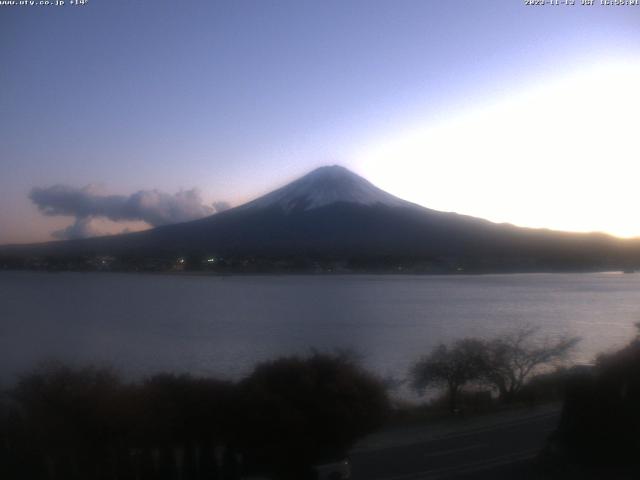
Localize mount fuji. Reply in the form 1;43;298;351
238;165;410;213
2;166;639;272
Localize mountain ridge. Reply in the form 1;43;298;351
1;166;639;273
237;165;414;214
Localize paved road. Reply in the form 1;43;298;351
350;406;561;480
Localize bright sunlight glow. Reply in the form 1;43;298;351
355;60;640;238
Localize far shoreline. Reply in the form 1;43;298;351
0;268;634;278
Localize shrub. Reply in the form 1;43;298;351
235;352;390;478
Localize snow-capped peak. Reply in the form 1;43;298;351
240;165;409;213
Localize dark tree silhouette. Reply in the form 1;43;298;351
11;363;126;479
235;352;390;479
552;326;640;468
7;364;236;480
410;338;486;412
483;326;580;402
134;373;234;447
130;373;236;480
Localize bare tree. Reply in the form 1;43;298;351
483;326;580;402
410;338;486;412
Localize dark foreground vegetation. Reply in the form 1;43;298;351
404;327;640;478
546;324;640;474
0;354;389;480
4;326;640;479
410;327;580;412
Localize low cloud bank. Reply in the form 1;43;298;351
51;217;104;240
30;185;229;240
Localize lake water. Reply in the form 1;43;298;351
1;271;639;388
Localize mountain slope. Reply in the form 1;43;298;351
238;165;411;213
2;166;640;272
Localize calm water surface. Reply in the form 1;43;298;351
1;271;639;386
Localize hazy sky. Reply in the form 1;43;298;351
2;0;639;243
